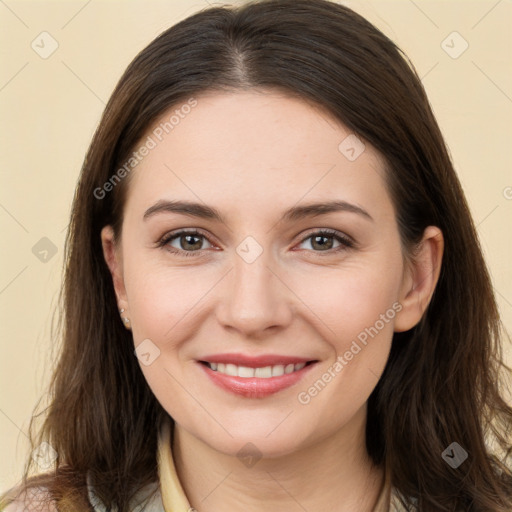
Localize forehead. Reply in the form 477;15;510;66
123;90;393;222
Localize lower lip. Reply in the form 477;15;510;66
198;362;316;398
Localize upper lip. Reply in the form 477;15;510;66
199;353;316;368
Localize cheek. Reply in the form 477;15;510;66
125;258;218;341
122;261;221;412
290;259;401;421
294;258;402;344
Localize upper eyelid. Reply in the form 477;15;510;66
161;228;216;245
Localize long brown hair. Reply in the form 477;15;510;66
2;0;511;510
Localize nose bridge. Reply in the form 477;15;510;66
215;237;293;336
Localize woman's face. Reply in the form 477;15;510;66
102;90;431;458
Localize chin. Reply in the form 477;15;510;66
191;422;313;460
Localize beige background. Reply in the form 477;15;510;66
1;0;511;492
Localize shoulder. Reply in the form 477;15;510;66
3;478;162;512
2;486;57;512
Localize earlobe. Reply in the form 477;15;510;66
100;225;127;304
394;226;444;333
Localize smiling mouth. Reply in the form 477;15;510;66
200;361;316;378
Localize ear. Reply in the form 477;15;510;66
101;225;128;306
394;226;444;332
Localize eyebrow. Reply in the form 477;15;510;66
143;199;373;223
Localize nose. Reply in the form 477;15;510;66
215;248;294;338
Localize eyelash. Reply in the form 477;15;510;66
156;228;355;258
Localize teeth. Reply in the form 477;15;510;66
207;362;308;378
238;366;255;378
284;363;294;374
255;366;272;378
225;364;238;376
272;365;284;377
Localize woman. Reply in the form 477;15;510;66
2;0;511;510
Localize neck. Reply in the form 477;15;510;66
172;406;385;512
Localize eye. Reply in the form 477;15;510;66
296;229;354;254
157;228;354;258
158;229;213;257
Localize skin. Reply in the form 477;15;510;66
102;89;443;512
